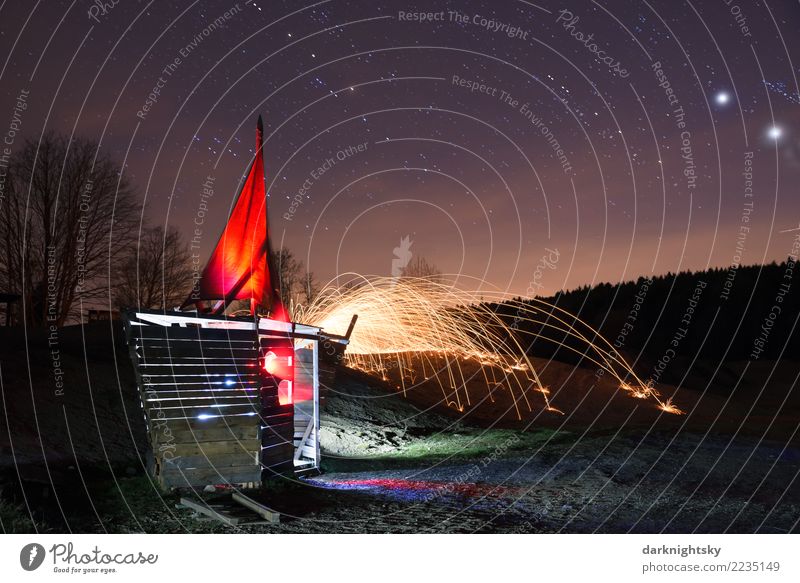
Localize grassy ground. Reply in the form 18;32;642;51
0;498;36;533
1;327;798;533
8;423;796;534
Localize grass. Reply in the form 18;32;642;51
87;476;186;533
5;428;570;532
387;427;561;460
321;427;566;473
0;497;37;533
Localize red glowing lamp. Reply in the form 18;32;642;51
262;346;294;405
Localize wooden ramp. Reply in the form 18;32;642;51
180;492;280;526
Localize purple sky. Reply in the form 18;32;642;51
1;0;799;297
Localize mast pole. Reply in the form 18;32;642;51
253;115;265;316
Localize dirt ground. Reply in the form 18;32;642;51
1;324;798;533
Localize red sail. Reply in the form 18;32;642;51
183;117;288;321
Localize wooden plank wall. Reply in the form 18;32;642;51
125;320;284;488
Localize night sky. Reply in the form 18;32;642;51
2;0;798;297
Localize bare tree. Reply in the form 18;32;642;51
267;247;320;307
114;226;193;310
401;255;441;281
0;132;139;326
270;247;301;304
301;271;319;304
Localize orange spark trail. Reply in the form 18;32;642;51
296;275;682;418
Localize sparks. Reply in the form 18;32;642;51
295;275;681;419
659;398;684;415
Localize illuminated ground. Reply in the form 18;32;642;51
1;326;798;533
86;413;800;533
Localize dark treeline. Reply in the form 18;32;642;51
490;260;800;367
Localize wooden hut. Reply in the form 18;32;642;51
123;116;353;489
124;310;348;488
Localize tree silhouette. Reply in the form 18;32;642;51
401;255;441;280
114;226;193;311
0;132;139;326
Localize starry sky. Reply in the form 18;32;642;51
1;0;799;297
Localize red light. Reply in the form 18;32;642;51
278;379;293;405
262;345;294;405
263;351;278;375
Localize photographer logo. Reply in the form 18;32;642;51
20;543;46;571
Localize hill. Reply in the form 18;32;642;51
488;260;799;394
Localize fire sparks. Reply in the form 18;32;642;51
620;382;657;400
659;399;684;415
297;275;682;417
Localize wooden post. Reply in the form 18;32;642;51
232;491;281;523
345;314;358;340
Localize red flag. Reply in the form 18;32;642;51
183;116;287;320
